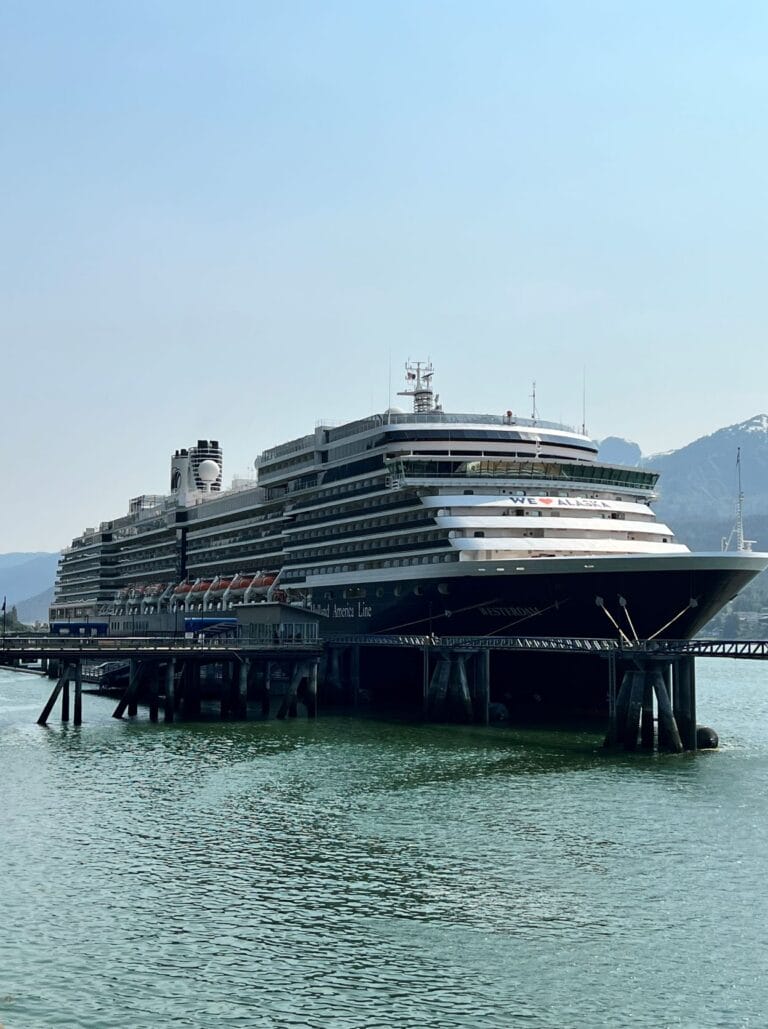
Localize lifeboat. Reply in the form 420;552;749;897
228;573;255;592
249;574;276;596
208;578;233;594
191;580;213;594
172;582;194;596
143;582;167;597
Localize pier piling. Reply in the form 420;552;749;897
74;661;82;726
164;658;176;723
37;662;75;726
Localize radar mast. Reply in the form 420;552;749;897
722;447;755;552
398;360;442;413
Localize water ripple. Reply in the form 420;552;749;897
2;664;768;1027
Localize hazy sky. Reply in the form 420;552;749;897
3;1;767;551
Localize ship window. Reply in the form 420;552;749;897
474;531;485;538
394;585;403;596
414;585;423;595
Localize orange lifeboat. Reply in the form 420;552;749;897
248;574;277;597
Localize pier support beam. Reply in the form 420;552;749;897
276;660;317;719
113;659;143;720
640;678;655;751
475;649;490;725
148;661;160;722
277;661;301;720
425;650;479;723
164;658;176;723
673;656;697;751
61;674;70;722
261;661;273;718
652;669;684;753
325;646;344;702
447;652;473;722
74;660;82;726
219;661;233;719
656;663;674;751
236;659;249;719
183;661;201;718
37;663;75;725
306;658;318;718
607;660;688;753
427;651;451;719
128;659;140;717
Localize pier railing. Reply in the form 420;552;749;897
4;633;768;660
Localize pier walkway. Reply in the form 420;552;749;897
3;632;768;661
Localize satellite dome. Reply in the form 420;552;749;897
198;459;220;483
385;406;404;415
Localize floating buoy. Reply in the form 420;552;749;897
696;725;719;749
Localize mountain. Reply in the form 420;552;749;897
15;586;55;625
646;415;768;552
598;416;768;552
0;553;60;609
0;552;53;571
596;437;642;467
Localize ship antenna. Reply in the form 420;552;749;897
581;367;587;436
530;380;538;424
387;352;392;424
732;444;737;551
722;447;755;552
398;359;437;413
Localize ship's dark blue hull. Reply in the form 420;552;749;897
308;555;764;641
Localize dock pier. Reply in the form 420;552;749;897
4;633;768;753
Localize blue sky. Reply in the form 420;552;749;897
2;1;767;550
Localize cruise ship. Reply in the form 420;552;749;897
51;363;768;641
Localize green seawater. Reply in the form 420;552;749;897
2;659;768;1029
